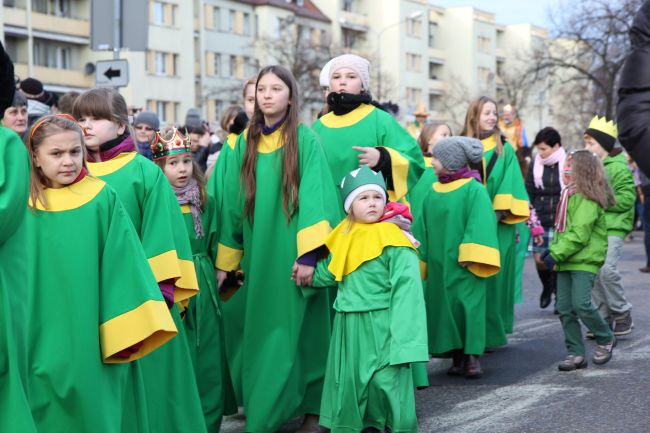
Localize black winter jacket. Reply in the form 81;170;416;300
617;0;650;177
525;162;562;228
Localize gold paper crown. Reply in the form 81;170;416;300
587;115;618;139
150;128;192;160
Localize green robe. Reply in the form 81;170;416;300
312;103;425;206
311;222;428;433
407;167;438;219
25;176;177;433
206;132;246;405
87;152;206;433
479;135;529;346
180;197;237;432
0;129;37;433
413;178;500;356
217;125;339;432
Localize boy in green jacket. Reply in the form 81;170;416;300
584;116;635;336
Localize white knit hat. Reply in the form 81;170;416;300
319;59;333;88
329;54;370;91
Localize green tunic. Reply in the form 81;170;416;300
312;103;425;206
407;167;438;219
25;176;177;433
206;132;247;405
180;197;237;432
479;135;529;346
311;222;428;433
217;125;339;432
87;152;206;433
413;178;500;356
0;129;36;433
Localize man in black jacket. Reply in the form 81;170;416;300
618;0;650;176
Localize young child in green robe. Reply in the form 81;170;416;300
154;128;236;433
414;136;501;379
24;114;177;433
304;165;428;433
541;150;616;371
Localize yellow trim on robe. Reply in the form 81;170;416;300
148;250;183;282
87;152;137;176
180;204;191;214
226;133;238;150
319;103;375;128
296;220;332;258
419;260;428;280
481;135;497;152
433;178;473;193
29;176;106;211
258;127;285;153
326;221;414;281
423;156;432;168
216;243;244;271
101;299;177;363
458;243;501;278
174;259;200;303
493;194;530;224
384;147;410;202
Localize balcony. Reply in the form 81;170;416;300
339;11;369;32
3;6;27;27
428;79;447;93
428;48;446;63
32;12;89;38
33;65;93;88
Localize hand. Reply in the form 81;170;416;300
534;235;544;246
199;132;211;148
291;261;314;287
459;261;471;268
216;269;227;289
495;210;508;221
352;146;380;168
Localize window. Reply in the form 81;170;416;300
152;2;177;26
406;17;421;38
406;53;421;72
342;0;353;12
477;66;492;84
342;28;363;49
153;1;164;25
155;52;166;75
428;22;437;48
243;13;251;36
477;36;492;53
228;10;235;32
214;53;221;76
429;93;442;111
429;62;443;80
229;55;237;78
406;87;423;105
33;39;74;69
213;7;221;31
214;100;224;121
148;100;179;124
32;0;71;17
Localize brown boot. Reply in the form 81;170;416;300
447;349;465;376
464;355;483;379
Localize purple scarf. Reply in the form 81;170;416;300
173;178;204;239
88;134;136;162
438;167;482;184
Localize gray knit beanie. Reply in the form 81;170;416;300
433;136;483;171
134;111;160;130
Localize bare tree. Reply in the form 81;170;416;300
437;74;472;133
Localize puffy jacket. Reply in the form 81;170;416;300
603;152;635;238
617;1;650;176
550;193;608;274
525;162;562;228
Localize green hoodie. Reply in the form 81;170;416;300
603;152;636;238
550;193;608;274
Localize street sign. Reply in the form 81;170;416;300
91;0;148;51
95;59;129;88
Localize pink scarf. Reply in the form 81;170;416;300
533;147;566;190
379;202;420;248
554;185;577;233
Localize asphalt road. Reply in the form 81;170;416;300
222;234;649;433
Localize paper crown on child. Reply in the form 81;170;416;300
585;115;618;152
150;128;191;160
340;165;387;213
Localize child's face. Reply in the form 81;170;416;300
257;73;290;120
351;190;385;224
163;153;193;188
330;68;363;94
77;116;125;151
479;102;498;132
427;125;451;154
34;131;84;188
431;156;446;176
583;134;607;159
244;83;256;120
563;155;573;185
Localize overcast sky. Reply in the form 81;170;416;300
430;0;560;28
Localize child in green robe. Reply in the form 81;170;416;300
541;150;617;371
24;114;177;433
155;128;236;433
306;165;428;433
413;136;501;379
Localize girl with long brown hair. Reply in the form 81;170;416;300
216;65;339;433
541;149;616;370
461;96;530;348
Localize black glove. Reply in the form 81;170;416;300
541;250;556;270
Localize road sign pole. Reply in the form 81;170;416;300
113;0;121;90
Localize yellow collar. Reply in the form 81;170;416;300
29;176;106;212
87;152;137;176
226;133;239;150
481;135;497;152
433;178;473;193
180;204;191;214
326;221;414;281
258;128;284;153
319;104;375;128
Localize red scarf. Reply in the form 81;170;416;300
554;185;577;233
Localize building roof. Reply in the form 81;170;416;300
244;0;331;23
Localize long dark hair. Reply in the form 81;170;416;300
241;65;300;222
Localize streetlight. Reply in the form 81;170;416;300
376;10;423;100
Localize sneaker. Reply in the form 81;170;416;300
592;337;616;365
558;355;587;371
613;311;633;336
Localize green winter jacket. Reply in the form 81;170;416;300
550;193;608;274
603;152;635;238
